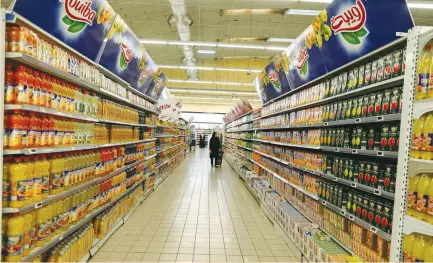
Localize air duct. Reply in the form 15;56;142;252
167;0;199;81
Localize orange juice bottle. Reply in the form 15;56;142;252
63;153;72;190
23;156;34;205
5;64;15;104
30;211;36;249
47;116;55;147
5;215;24;262
32;70;40;107
38;73;47;108
412;116;426;159
13;66;27;105
32;156;42;202
3;157;12;207
9;157;27;208
34;114;42;148
27;112;38;148
404;233;417;262
20;112;29;149
22;213;32;256
8;26;19;52
424;235;433;262
26;68;35;106
8;110;23;150
40;114;49;148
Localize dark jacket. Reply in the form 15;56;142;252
209;136;221;157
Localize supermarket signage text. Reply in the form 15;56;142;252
295;47;309;70
60;0;96;26
158;104;171;111
330;0;366;34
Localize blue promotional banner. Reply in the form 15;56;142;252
317;0;414;71
284;26;328;89
97;15;165;99
13;0;116;61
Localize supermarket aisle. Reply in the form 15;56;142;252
91;149;300;262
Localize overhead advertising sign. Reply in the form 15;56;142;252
157;98;180;122
13;0;116;61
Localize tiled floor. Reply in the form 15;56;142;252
90;149;301;262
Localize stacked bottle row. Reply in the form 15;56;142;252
411;112;433;161
407;174;433;225
260;87;403;128
226;139;253;150
262;47;406;117
257;130;321;146
5;25;154;109
403;233;433;263
226;113;252;129
3;143;149;209
277;180;391;262
94;125;153;144
156;127;185;136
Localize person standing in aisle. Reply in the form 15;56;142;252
209;132;221;167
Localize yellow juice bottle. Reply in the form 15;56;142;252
55;201;63;235
32;156;42;202
63;153;71;190
5;215;25;262
45;203;54;242
23;157;34;205
424;235;433;262
413;234;430;262
408;174;421;216
412;116;426;159
35;206;47;247
30;211;36;249
422;113;433;160
39;155;50;200
428;175;433;224
2;215;8;262
417;44;432;100
3;157;12;207
416;173;431;221
9;157;27;208
49;154;64;195
22;213;32;256
63;196;71;229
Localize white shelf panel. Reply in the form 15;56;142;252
409;158;433;175
403;215;433;235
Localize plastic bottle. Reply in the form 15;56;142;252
3;157;12;207
423;234;433;262
22;213;32;256
49;154;64;195
32;70;41;107
32;156;42;202
413;234;430;262
412;115;426;159
8;110;23;150
5;64;15;104
20;112;29;149
403;233;417;262
35;206;47;247
28;112;38;148
5;215;24;262
9;157;26;208
416;173;431;221
26;68;35;106
23;156;34;206
408;174;421;217
39;155;50;199
30;211;36;249
13;66;27;105
417;43;432;100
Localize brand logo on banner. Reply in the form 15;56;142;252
330;0;369;45
295;47;309;76
119;38;134;68
60;0;97;33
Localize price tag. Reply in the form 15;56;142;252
351;182;357;188
320;200;326;205
355;118;361;123
333;177;338;182
374;189;381;196
340;210;346;216
352;149;358;154
370;227;378;233
349;215;355;221
377;151;384;156
324;122;329;126
377;116;384;121
92;145;98;148
35;202;42;209
334;148;339;152
29;149;37;154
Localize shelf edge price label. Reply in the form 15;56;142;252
377;116;384;121
374;189;381;196
333;177;338;182
349;215;355;221
370;227;378;234
377;151;384;156
352;149;358;154
351;182;357;188
334;148;339;152
355;118;361;123
340;210;346;216
35;202;43;209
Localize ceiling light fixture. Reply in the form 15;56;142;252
220;9;282;15
174;96;260;101
408;2;433;9
139;39;286;51
169;80;254;86
159;65;262;73
267;38;296;43
285;9;322;16
169;88;257;95
197;50;216;54
299;0;332;3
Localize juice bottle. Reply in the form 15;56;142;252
14;66;27;105
423;235;433;262
35;206;47;247
9;157;27;208
30;211;36;249
40;114;49;148
413;234;430;262
39;155;50;199
28;112;38;148
25;68;34;106
63;153;72;190
63;196;71;229
423;113;433;160
41;74;51;108
8;26;19;52
412;115;426;159
417;43;432;100
5;64;15;104
408;174;421;217
22;213;32;256
49;154;64;195
416;173;431;221
8;110;23;150
21;112;29;149
5;215;24;262
44;203;53;242
403;233;417;262
47;116;55;147
32;70;40;107
23;156;34;205
3;157;12;207
34;114;42;148
32;156;42;202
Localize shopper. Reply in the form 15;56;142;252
209;132;221;167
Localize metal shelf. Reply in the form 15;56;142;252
253;139;321;150
224;110;253;125
403;215;433;235
319;199;392;241
155;147;188;169
227;119;254;129
257;123;323;130
261;76;404;119
98;118;156;127
321;146;398;158
18;174;150;262
4;104;99;122
2;156;155;214
224;145;252;161
324;114;401;127
409;158;433;175
226;128;256;133
157;143;184;153
156;134;182;138
226;136;254;141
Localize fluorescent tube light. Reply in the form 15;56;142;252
266;46;289;51
158;65;262;73
267;38;296;43
299;0;332;3
140;40;168;44
408;2;433;9
285;9;321;16
178;66;214;70
168;41;217;47
197;50;216;54
169;88;257;95
217;43;266;49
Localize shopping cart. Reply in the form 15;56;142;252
215;150;223;167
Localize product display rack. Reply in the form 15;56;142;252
223;27;433;262
0;8;187;263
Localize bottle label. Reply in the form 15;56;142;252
33;177;42;198
11;179;27;201
41;131;48;147
41;175;49;195
408;192;417;208
25;85;33;105
4;129;9;148
412;132;424;150
50;172;63;189
23;229;31;249
36;221;48;241
9;129;22;148
14;84;25;103
64;170;71;187
28;129;36;147
418;73;429;94
3;179;10;201
21;130;28;147
30;226;36;247
32;88;39;106
48;131;55;146
25;179;33;201
5;84;14;103
35;131;41;147
417;194;429;213
426;133;433;151
6;234;22;256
